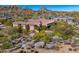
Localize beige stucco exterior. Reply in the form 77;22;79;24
13;19;54;30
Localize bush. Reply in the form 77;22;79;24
16;24;23;33
34;25;47;31
50;21;75;40
1;42;13;49
33;31;51;43
9;33;21;40
4;20;13;26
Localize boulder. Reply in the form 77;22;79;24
34;41;45;48
45;42;56;49
26;41;35;48
64;40;71;44
51;36;63;43
21;44;26;49
26;37;32;42
51;38;58;43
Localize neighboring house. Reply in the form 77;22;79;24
13;19;54;30
49;16;74;24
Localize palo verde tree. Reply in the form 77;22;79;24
33;30;51;43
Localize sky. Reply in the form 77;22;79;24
2;5;79;11
18;5;79;11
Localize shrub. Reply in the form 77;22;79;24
1;41;13;49
33;31;51;43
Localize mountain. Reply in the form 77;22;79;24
0;6;78;21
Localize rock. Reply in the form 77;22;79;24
16;37;27;44
34;41;45;48
26;37;32;42
68;48;72;51
29;33;34;37
45;42;56;49
52;36;63;43
34;51;39;53
51;36;59;43
51;38;58;43
19;50;26;53
21;44;26;49
26;41;35;48
30;49;35;52
73;48;78;51
64;40;71;44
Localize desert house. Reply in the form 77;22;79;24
13;19;54;30
51;16;74;24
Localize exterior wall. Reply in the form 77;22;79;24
13;24;18;27
29;25;34;30
22;25;26;29
13;19;54;31
13;24;26;29
13;23;35;30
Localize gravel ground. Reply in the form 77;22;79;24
2;45;79;53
